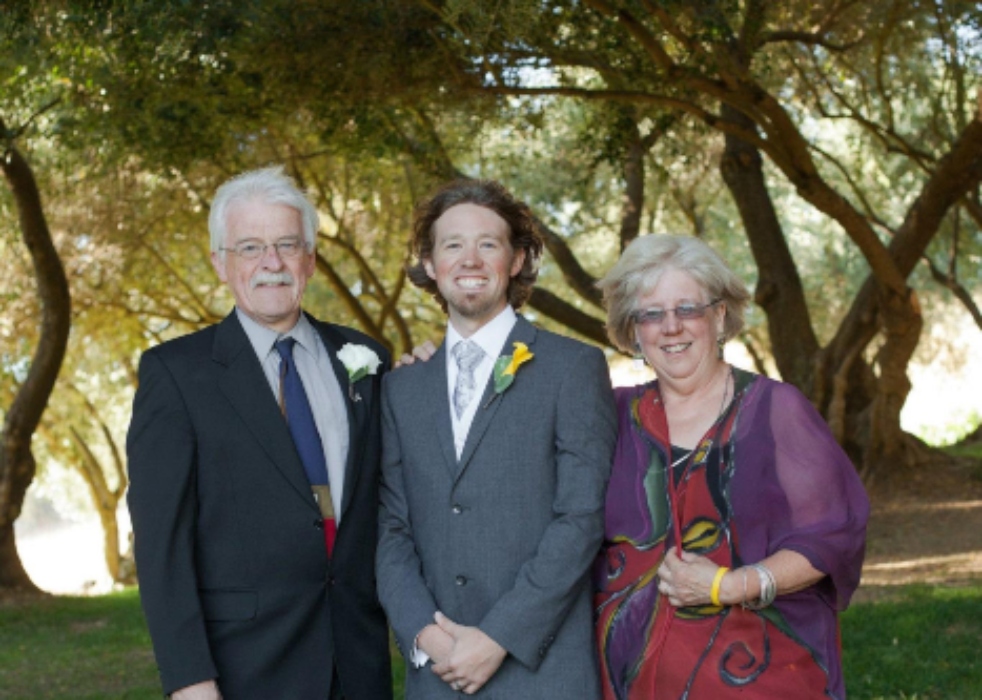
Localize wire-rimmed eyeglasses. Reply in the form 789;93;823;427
219;238;308;260
632;299;721;326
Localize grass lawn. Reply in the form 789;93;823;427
0;587;405;700
0;588;158;699
841;584;982;700
1;584;979;699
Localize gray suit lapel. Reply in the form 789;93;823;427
455;316;538;481
213;313;318;514
425;342;459;480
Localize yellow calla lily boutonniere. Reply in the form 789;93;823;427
486;342;534;407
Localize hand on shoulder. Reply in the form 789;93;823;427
394;339;437;368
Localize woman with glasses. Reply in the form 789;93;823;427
593;234;869;699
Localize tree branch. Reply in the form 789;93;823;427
313;251;390;348
759;30;862;51
924;256;982;332
527;287;610;348
584;0;675;71
3;97;62;140
534;217;604;309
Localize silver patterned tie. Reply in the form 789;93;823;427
452;340;486;419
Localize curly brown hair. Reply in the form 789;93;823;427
407;179;544;312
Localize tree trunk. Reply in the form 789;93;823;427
864;289;928;478
620;119;646;250
0;121;71;593
0;522;33;592
719;104;819;392
98;503;121;583
70;424;126;583
817;117;982;477
528;287;609;346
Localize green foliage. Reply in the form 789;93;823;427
7;0;974;366
59;0;472;169
942;418;982;481
3;0;982;569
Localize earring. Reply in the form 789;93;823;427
716;335;725;360
633;341;646;370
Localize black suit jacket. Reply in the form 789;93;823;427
127;311;392;700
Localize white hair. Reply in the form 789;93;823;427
208;166;319;253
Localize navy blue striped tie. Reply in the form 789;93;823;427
275;338;336;554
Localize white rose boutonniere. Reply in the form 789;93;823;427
337;343;382;401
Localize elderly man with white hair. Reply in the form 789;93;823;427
128;167;393;700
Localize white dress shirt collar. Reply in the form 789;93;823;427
445;305;517;361
236;308;321;362
445;306;517;458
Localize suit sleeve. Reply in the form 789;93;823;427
376;376;442;660
126;350;217;694
478;346;617;670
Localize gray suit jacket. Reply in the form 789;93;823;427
377;316;616;699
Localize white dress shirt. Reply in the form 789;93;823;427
409;305;518;668
445;306;517;459
237;309;350;522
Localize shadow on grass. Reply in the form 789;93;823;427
2;584;979;699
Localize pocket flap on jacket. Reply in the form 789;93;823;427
199;589;258;621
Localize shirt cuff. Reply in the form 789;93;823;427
411;632;431;669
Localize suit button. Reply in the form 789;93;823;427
313;519;324;529
452;504;463;514
455;575;467;586
327;576;335;586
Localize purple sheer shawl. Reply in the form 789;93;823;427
598;370;870;699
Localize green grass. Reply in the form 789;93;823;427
943;442;982;481
841;584;982;700
0;587;404;700
2;584;980;699
945;441;982;461
0;588;158;699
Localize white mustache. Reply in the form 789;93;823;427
251;271;295;288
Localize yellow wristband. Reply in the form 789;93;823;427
710;566;729;607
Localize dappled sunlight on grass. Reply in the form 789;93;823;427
861;497;982;592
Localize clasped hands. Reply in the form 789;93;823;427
656;548;726;608
419;611;507;695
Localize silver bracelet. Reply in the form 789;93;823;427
741;567;748;607
743;563;777;610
